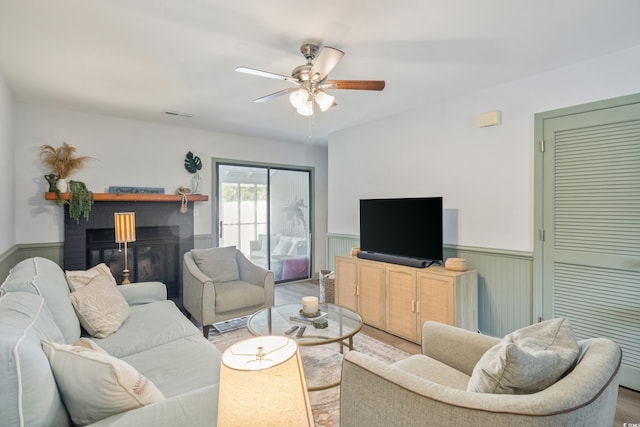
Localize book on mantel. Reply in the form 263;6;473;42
289;311;328;324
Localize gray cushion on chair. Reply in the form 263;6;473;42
467;317;579;394
214;280;266;313
190;247;240;283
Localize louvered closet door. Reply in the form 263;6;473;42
541;101;640;391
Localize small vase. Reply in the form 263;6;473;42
44;174;59;192
56;178;68;193
190;172;202;194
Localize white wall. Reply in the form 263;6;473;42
0;74;15;254
14;105;329;269
328;45;640;253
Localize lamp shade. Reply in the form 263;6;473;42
314;89;335;112
217;336;313;427
296;99;314;117
289;88;309;109
114;212;136;243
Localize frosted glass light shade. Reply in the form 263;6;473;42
296;99;314;116
314;90;335;112
217;336;313;427
114;212;136;243
289;89;309;109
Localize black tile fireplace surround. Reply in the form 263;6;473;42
63;200;195;306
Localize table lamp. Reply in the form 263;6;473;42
217;335;313;427
114;212;136;285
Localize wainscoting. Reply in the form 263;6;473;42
326;234;533;337
3;234;532;337
0;243;64;280
1;234;214;284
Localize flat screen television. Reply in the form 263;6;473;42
359;197;443;267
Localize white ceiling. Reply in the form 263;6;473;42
2;1;640;145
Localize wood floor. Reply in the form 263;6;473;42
276;279;640;425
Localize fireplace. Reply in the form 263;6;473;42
86;226;179;292
63;199;197;306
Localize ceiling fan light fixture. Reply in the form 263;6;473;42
297;99;314;116
314;90;335;112
289;89;309;109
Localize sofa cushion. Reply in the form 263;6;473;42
393;354;470;390
1;257;80;344
215;280;266;313
70;274;130;338
93;300;201;358
0;292;71;427
190;246;240;282
467;317;579;394
42;340;166;425
122;334;222;398
66;263;117;291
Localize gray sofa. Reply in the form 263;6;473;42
341;321;622;427
0;257;220;427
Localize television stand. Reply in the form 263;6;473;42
335;255;478;343
356;251;434;268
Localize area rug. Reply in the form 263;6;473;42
209;326;410;426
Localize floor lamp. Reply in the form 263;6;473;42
114;212;136;285
217;335;313;427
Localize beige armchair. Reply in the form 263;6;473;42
182;247;274;337
341;321;622;427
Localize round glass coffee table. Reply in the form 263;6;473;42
247;302;363;391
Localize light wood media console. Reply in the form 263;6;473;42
335;255;478;344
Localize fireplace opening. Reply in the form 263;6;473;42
86;226;180;299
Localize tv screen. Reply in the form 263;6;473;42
359;197;443;264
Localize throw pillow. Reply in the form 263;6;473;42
66;263;117;292
467;317;579;394
69;274;129;338
272;236;293;255
190;246;240;283
73;337;109;354
42;340;165;425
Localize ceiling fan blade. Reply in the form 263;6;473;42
235;67;298;83
323;80;386;91
309;46;344;81
253;87;297;103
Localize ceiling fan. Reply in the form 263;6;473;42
235;43;385;116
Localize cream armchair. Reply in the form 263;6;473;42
183;247;274;337
341;321;622;427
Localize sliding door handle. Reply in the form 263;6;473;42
219;221;223;239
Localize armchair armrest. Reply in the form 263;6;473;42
117;282;167;306
421;321;499;376
236;252;274;306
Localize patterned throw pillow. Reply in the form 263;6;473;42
42;340;165;425
66;263;117;291
69;274;129;338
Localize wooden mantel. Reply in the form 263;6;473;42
45;192;208;202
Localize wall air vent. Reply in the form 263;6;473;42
164;111;193;118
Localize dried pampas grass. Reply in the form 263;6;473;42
40;142;94;179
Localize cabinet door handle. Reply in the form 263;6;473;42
416;300;420;314
411;300;416;313
356;285;360;296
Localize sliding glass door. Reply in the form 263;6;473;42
216;162;311;283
